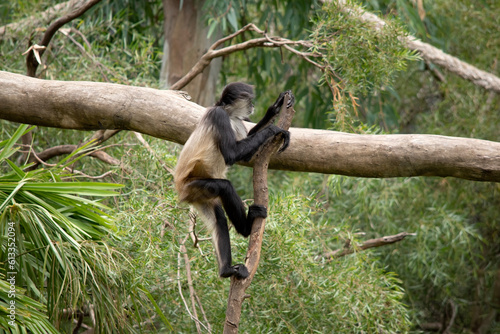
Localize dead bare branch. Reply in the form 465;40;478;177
0;0;86;40
322;232;416;260
27;144;120;166
442;299;458;334
59;27;111;82
171;23;319;91
177;234;212;333
26;0;102;77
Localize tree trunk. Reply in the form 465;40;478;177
160;0;221;106
1;71;499;182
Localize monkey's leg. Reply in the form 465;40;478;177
189;179;266;237
213;205;249;279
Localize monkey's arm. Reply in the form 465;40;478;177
248;90;295;136
210;107;289;165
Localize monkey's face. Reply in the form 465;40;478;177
226;98;254;119
249;102;255;116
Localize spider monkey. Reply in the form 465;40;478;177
174;82;294;279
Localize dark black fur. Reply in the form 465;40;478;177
216;82;255;107
207;106;290;165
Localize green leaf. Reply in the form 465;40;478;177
227;7;238;31
207;20;218;39
0;124;32;163
0;181;123;196
138;286;173;330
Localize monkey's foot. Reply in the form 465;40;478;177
220;264;249;279
249;204;267;218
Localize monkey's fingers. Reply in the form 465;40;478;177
277;130;290;153
285;90;295;109
232;265;250;279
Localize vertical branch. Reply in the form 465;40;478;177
223;93;295;334
25;0;102;77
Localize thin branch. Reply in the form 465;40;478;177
182;242;202;334
59;27;110;82
187;209;210;257
28;149;115;179
188;212;211;333
209;23;259;50
134;132;174;174
418;322;442;332
322;232;416;260
27;144;121;167
177;235;212;333
0;0;83;40
25;129;121;172
177;240;197;325
64;169;115;179
443;300;457;334
171;24;319;91
194;293;212;334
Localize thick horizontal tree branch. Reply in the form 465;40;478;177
1;71;499;182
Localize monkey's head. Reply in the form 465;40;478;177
216;82;255;119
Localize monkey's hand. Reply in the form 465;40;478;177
277;129;291;153
269;125;290;153
267;90;295;116
285;90;295;109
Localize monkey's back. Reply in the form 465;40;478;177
174;120;228;203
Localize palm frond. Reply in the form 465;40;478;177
0;125;139;333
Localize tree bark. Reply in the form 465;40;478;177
1;71;499;182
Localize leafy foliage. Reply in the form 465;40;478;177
312;0;418;96
0;126;151;332
0;277;59;333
